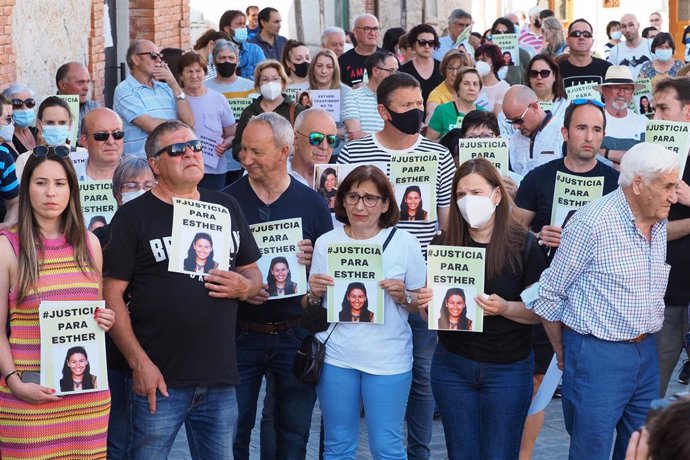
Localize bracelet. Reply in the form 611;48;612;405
4;370;19;382
306;290;322;307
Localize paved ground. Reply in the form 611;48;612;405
169;358;688;459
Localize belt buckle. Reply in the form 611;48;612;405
267;322;281;335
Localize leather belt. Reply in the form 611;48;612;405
238;317;301;334
564;326;648;343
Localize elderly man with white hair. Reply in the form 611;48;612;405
339;13;383;87
533;142;680;460
321;26;347;58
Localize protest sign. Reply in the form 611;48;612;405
55;94;80;145
168;198;232;275
427;245;486;332
309;89;341;121
197;131;222;170
390;152;438;221
632;78;654;116
646;120;690;179
250;218;307;298
39;300;108;396
312;163;388;213
565;82;601;102
458;138;509;175
79;180;117;229
550;171;604;227
327;243;384;324
228;98;253;120
492;33;520;66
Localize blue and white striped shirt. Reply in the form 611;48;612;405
533;187;669;341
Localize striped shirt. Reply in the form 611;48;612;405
518;29;544;57
342;85;384;138
533;187;669;341
0;146;18;200
338;134;456;251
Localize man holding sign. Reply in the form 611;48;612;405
104;121;262;459
224;112;332;460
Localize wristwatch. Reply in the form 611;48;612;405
402;291;413;307
175;92;186;101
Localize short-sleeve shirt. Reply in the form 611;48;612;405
0;145;19;201
427;82;454;107
186;89;236;175
339;48;383;87
400;60;444;105
102;189;260;386
600;110;647;159
113;75;178;157
666;155;690;303
429;101;484;138
342;85;384;137
559;57;612;89
223;175;333;322
607;40;653;80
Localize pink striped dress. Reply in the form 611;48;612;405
0;229;110;459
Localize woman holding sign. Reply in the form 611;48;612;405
428;158;547;459
0;150;114;458
306;165;429;459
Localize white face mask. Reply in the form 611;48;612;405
121;189;146;204
0;122;14;143
456;189;497;228
475;60;491;77
260;81;282;101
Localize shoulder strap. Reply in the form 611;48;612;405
0;229;19;258
289;103;298;126
382;227;397;252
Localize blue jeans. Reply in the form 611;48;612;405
431;343;534;460
562;329;659;460
129;385;237;460
406;312;437;460
233;327;317;460
107;367;133;460
317;363;412;459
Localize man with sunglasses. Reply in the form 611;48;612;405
113;39;195;158
74;108;124;182
223;112;332;460
559;18;612;90
503;84;564;176
339;13;384;87
290;108;338;185
104;120;262;459
56;62;100;139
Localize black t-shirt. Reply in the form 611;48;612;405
339;47;384;87
666;155;690;303
224;176;333;322
103;189;260;387
516;158;620;232
437;232;549;363
559;57;612;89
400;60;444;105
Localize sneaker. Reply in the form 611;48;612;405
679;360;690;385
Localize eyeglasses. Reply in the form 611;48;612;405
464;132;497;139
605;85;634;94
416;39;439;48
509;104;533;126
355;26;380;33
259;76;282;85
11;98;36;109
375;66;398;74
33;145;70;158
570;98;606;109
344;192;383;207
91;130;125;142
446;65;463;74
156;139;203;157
297;131;340;148
568;30;593;38
136;51;163;60
122;180;157;192
529;69;552;79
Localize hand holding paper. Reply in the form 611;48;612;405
296;239;314;267
677;180;690;207
379;279;406;305
416;287;433;310
8;380;61;405
204;269;256;301
539;225;562;248
308;274;334;298
476;293;508;316
94;307;115;332
245;284;270;305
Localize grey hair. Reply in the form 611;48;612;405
126;39;145;70
2;83;35;99
247;112;294;152
321;26;346;46
294;108;334;133
112;156;154;203
212;39;239;63
353;13;378;27
448;8;472;22
618;142;680;187
144;120;193;158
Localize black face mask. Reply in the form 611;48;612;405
534;18;542;28
293;61;309;78
216;62;237;78
385;106;424;135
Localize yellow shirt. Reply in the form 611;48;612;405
427;82;455;106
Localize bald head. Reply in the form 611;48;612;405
502;85;543;137
80;107;124;169
504;85;538;107
620;14;640;42
293;108;338;167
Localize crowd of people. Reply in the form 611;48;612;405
0;4;689;460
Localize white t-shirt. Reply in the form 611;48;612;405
313;226;426;375
599;109;647;167
478;80;510;113
607;39;652;80
508;114;564;176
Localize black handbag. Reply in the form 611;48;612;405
293;228;398;384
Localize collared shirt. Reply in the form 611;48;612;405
113;74;177;157
533;187;670;341
246;34;287;61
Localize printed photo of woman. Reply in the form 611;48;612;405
438;287;473;331
266;256;298;296
183;232;219;273
59;346;97;392
338;281;374;323
399;185;429;221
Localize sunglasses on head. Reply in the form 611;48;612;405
297;131;340;148
155;139;203;157
529;69;552;79
416;39;439;48
91;130;125;142
568;30;593;38
33;145;70;158
12;98;36;109
570;98;605;109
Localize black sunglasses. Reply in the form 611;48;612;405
416;39;439;48
33;145;70;158
156;139;203;157
568;30;593;38
11;98;36;109
136;51;163;60
92;130;125;142
529;69;552;79
297;131;340;148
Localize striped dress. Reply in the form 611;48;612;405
0;229;110;460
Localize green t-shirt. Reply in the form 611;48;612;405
429;101;485;138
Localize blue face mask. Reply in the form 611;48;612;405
41;125;71;146
234;27;248;43
611;31;623;40
12;109;36;128
655;49;673;62
0;122;14;142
